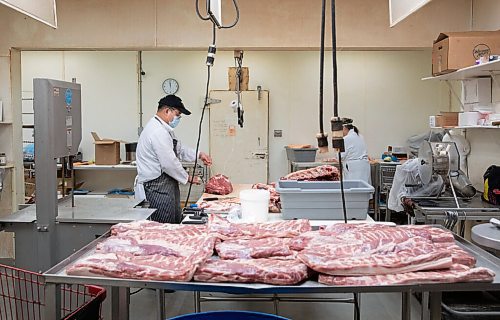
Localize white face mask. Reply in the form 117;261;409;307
169;115;181;128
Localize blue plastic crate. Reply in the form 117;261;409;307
169;311;290;320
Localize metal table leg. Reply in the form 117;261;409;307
273;294;279;315
156;289;165;320
353;293;361;320
194;291;201;313
111;287;130;320
44;283;61;320
420;292;429;320
401;291;411;320
428;292;441;320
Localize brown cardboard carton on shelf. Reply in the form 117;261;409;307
228;67;249;91
91;132;126;165
435;115;443;127
439;112;459;127
432;31;500;76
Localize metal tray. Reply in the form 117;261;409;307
44;229;500;295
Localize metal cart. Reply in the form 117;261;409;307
377;163;398;221
0;263;106;320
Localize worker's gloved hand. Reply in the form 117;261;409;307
188;175;202;185
199;152;212;166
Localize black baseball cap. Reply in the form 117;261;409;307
342;117;353;125
158;95;191;115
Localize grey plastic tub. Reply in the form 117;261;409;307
276;180;374;220
285;147;318;162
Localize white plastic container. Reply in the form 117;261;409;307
458;112;480;126
239;189;270;223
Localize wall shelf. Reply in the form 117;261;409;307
431;126;500;130
422;60;500;81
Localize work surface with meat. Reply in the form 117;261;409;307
66;218;495;287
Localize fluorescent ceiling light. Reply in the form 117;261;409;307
389;0;432;27
0;0;57;28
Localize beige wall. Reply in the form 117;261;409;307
22;50;443;182
0;0;474;55
473;0;500;30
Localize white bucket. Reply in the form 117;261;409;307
239;189;270;223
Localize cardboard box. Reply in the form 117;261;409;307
91;132;123;165
432;31;500;75
228;67;249;91
439;112;459;127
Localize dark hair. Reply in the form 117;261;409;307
344;124;359;134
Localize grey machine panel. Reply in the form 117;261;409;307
33;79;82;272
34;78;82;157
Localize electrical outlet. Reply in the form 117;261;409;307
274;130;282;138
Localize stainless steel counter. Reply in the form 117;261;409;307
0;196;152;224
412;195;500;222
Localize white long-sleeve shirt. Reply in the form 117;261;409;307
341;129;368;161
136;116;197;184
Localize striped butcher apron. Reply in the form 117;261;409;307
143;122;182;223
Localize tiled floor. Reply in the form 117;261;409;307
114;289;422;320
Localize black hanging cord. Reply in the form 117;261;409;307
331;0;339;117
329;0;348;225
195;0;211;20
184;23;216;208
330;0;355;316
319;0;326;135
235;53;244;127
220;0;240;29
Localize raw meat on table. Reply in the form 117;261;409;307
252;183;281;213
67;252;200;281
207;214;311;240
216;237;296;260
298;236;453;276
97;234;217;263
319;264;495;286
205;174;233;195
198;197;241;213
294;224;473;276
111;220;206;237
281;165;340;181
194;258;310;285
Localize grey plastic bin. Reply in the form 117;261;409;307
285;147;317;162
276;180;374;220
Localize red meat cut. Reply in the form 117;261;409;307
281;165;340;181
252;183;281;213
194;258;310;285
205;174;233;195
319;264;495;286
207;214;311;240
215;237;296;260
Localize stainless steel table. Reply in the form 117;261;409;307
43;231;500;320
472;223;500;252
412;195;500;223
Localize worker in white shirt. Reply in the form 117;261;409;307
135;95;212;223
340;118;371;184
